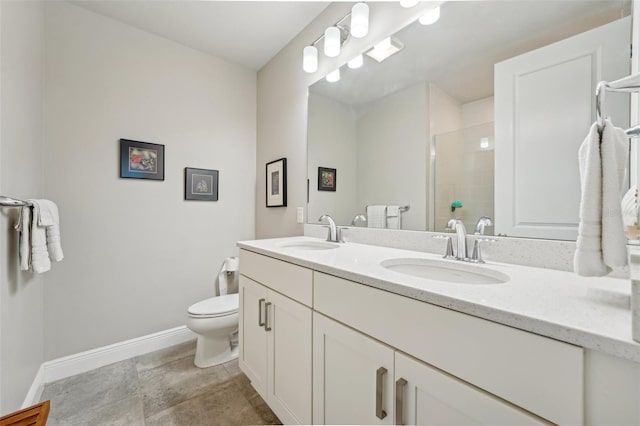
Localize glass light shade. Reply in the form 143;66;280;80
326;68;341;83
303;46;318;73
324;26;341;57
351;2;369;38
419;6;440;25
348;54;364;69
400;0;420;8
374;37;392;52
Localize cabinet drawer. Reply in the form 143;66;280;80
314;272;583;425
240;249;313;307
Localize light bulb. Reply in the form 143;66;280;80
419;6;440;25
324;26;341;57
348;54;363;69
351;2;369;38
303;46;318;73
400;0;419;8
374;37;391;52
326;68;340;83
480;137;490;149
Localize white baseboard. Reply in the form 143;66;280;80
22;326;196;408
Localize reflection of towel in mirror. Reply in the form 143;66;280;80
574;119;628;276
387;206;401;229
367;205;387;228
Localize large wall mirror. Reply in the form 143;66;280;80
307;0;633;241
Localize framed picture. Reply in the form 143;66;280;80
266;158;287;207
184;168;219;201
120;139;164;180
318;167;337;191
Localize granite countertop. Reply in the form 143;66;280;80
237;236;639;363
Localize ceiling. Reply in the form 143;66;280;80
71;1;329;70
310;0;631;106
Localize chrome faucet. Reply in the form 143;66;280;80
319;214;343;243
474;216;493;235
446;219;468;260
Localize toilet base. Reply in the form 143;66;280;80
194;333;239;368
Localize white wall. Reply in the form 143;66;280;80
256;2;442;238
0;0;45;413
462;96;494;128
356;82;429;231
43;2;256;359
307;94;358;226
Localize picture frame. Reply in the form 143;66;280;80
318;167;337;191
184;168;219;201
119;139;165;180
266;158;287;207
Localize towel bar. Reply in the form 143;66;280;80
596;73;640;137
0;196;31;207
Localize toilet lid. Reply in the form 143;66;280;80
188;294;239;317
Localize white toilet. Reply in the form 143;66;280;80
186;257;240;368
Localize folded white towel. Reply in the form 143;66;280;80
574;120;628;276
14;206;32;271
27;201;51;274
367;205;387;228
33;199;64;262
386;205;401;229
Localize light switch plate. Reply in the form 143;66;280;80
296;207;304;223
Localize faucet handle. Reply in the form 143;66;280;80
470;238;496;263
337;227;347;243
433;235;455;259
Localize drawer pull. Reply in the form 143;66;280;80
264;302;273;331
258;298;266;328
376;367;388;420
395;378;408;425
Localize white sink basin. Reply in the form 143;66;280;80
381;258;509;284
278;241;340;251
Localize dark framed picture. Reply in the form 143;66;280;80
120;139;165;180
318;167;337;191
184;168;219;201
266;158;287;207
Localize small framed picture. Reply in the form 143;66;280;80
266;158;287;207
318;167;337;191
120;139;165;180
184;168;219;201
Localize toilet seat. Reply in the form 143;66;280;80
188;294;239;318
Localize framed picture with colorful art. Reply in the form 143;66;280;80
184;167;219;201
119;139;165;180
266;158;287;207
318;167;336;191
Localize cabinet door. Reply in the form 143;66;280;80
313;312;394;425
394;352;545;426
266;290;312;425
239;275;268;398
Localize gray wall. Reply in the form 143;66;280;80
0;0;45;413
42;2;257;360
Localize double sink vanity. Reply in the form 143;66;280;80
237;235;640;425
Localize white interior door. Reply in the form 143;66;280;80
495;17;631;240
238;276;268;398
312;312;394;425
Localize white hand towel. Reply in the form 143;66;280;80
601;118;628;268
33;199;64;262
386;205;401;229
574;120;628;276
27;201;51;274
367;205;387;228
14;206;32;271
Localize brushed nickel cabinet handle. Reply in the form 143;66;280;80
376;367;388;420
264;302;272;331
258;298;266;327
395;378;408;425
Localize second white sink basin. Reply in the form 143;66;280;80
278;240;340;251
381;258;510;284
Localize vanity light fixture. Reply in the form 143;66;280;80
350;2;369;38
303;46;318;73
480;137;490;149
324;26;341;57
326;68;341;83
366;37;404;63
348;54;364;69
400;0;420;8
419;6;441;25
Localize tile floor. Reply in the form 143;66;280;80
40;340;280;426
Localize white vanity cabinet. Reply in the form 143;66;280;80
238;250;313;425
